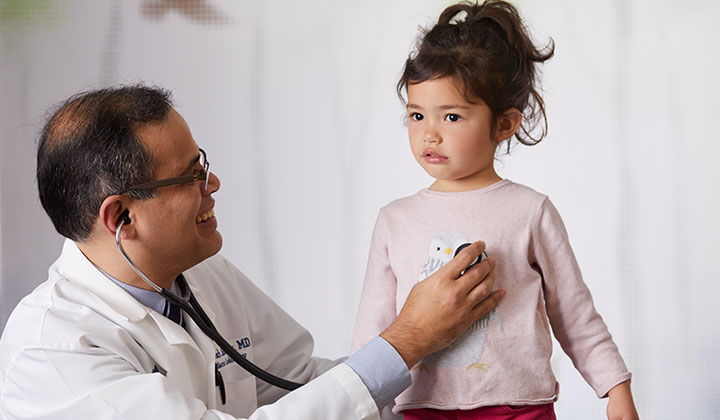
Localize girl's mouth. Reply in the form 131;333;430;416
422;149;448;163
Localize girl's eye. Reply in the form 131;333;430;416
445;113;461;122
410;112;424;121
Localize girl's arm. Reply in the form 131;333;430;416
531;198;633;398
351;211;398;354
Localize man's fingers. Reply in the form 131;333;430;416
441;241;487;279
464;257;496;300
470;289;506;320
454;255;495;294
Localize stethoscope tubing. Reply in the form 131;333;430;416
160;281;303;391
115;218;303;391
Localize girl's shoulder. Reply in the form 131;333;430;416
498;181;555;222
500;179;550;203
378;189;427;216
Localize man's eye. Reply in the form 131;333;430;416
445;114;461;122
410;112;424;121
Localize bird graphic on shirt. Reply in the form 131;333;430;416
418;230;467;281
416;230;501;370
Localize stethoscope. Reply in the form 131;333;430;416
115;212;303;393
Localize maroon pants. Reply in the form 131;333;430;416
403;403;556;420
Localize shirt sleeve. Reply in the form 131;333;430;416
531;198;632;398
344;336;411;410
351;210;398;354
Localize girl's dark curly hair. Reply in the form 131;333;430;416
398;0;555;152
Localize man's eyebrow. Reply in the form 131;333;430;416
180;153;201;175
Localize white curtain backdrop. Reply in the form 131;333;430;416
1;1;718;418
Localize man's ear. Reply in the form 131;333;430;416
99;195;134;239
495;108;523;142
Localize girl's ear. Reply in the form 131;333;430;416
495;108;522;142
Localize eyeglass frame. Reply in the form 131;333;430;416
117;148;210;194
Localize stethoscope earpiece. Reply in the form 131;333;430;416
119;210;131;226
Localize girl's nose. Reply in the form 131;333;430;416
423;124;442;144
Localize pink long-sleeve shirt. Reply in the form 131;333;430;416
351;179;631;413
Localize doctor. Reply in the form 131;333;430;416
0;85;503;420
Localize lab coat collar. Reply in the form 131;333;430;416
59;240;218;347
58;239;150;322
184;275;217;323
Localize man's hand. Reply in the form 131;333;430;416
607;381;639;420
380;241;504;368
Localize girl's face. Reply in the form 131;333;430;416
406;77;501;192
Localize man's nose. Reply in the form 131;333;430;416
203;171;221;195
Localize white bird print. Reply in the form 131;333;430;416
418;230;468;282
417;230;501;370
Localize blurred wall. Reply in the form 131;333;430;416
1;1;718;418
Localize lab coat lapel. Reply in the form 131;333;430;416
144;280;217;405
184;310;221;408
59;240;216;405
186;278;217;322
179;274;222;406
146;310;215;404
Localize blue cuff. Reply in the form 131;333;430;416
343;336;411;410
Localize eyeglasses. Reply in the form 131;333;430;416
119;148;210;194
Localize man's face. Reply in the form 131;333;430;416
131;108;222;274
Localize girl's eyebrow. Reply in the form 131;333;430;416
439;104;470;110
406;103;470;110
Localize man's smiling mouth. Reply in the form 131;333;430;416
196;209;214;223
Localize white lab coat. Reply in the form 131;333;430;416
0;240;380;420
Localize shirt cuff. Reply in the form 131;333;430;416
343;336;411;410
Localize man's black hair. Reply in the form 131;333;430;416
36;85;173;241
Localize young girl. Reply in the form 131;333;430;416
351;1;639;419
